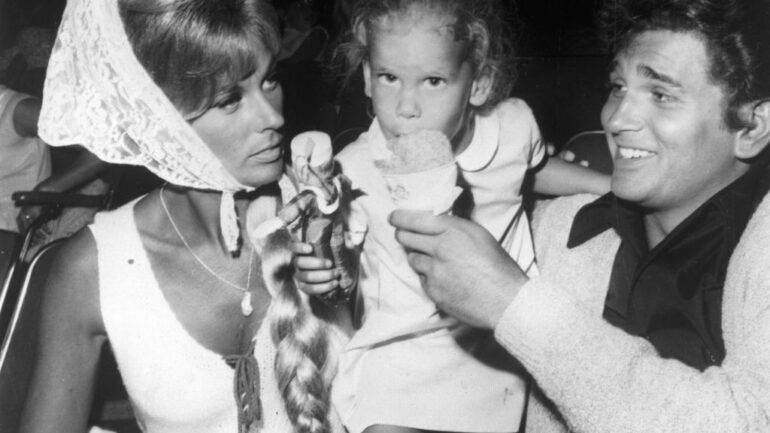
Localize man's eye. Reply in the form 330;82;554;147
652;90;675;104
606;81;626;97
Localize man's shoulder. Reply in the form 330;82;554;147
532;194;601;252
534;194;599;230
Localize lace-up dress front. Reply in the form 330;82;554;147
89;199;293;433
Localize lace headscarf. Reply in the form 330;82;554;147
39;0;253;253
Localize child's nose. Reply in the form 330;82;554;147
396;88;421;119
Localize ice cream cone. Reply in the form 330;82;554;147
375;130;461;214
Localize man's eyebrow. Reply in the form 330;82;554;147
637;64;683;88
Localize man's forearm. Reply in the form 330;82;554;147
494;279;770;433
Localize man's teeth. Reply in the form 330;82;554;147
617;147;654;159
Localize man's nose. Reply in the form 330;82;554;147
396;87;421;119
602;95;642;134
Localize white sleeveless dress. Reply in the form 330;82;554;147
90;198;295;433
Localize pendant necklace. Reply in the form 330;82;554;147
159;185;255;316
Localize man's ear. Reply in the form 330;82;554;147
735;100;770;159
469;67;493;107
362;60;372;99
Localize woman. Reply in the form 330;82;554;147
18;0;348;432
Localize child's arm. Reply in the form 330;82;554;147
533;157;611;196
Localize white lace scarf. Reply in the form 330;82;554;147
38;0;250;253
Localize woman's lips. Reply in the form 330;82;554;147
251;144;283;162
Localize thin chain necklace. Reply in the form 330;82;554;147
159;184;255;316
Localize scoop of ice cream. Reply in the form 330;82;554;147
375;130;454;174
373;130;461;213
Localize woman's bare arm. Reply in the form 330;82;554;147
18;229;108;433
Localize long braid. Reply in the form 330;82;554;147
261;228;334;433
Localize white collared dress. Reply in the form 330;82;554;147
333;98;546;433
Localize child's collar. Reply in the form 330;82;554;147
455;108;499;172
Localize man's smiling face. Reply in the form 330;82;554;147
601;30;748;226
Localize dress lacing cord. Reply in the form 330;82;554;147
224;339;262;433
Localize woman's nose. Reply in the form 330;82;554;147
396;87;421;119
252;88;285;131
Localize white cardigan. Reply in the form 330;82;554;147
495;193;770;433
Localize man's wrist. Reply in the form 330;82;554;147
487;283;522;329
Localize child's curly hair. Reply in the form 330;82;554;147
336;0;517;114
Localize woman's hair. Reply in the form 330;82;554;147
261;229;337;433
118;0;281;118
337;0;516;114
598;0;770;131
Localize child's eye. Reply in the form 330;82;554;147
378;73;398;84
425;77;445;87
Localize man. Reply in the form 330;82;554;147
390;0;770;431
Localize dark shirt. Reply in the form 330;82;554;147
567;164;770;370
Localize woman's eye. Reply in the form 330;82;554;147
263;73;280;92
214;94;242;112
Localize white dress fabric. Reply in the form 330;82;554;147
0;85;51;232
333;98;546;432
90;198;294;433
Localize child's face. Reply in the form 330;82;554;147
363;13;490;153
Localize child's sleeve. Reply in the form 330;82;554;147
525;106;547;170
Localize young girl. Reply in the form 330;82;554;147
297;1;610;432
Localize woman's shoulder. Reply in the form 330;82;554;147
52;226;98;275
40;227;103;331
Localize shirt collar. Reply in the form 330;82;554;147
365;119;389;161
568;162;770;249
455;109;499;172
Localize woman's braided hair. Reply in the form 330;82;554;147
262;228;336;433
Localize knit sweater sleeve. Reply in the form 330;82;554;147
495;194;770;433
